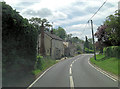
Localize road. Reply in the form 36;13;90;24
29;54;118;89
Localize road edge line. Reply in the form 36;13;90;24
27;56;72;89
27;63;56;89
88;58;118;82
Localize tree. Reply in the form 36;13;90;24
88;38;93;50
2;2;37;73
95;25;107;52
71;37;79;43
95;10;120;47
56;27;66;39
29;17;41;30
29;17;52;33
84;36;89;49
66;34;72;42
52;28;57;34
104;11;120;46
45;23;52;32
29;17;52;56
83;36;94;53
76;45;82;54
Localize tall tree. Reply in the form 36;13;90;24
84;36;89;49
66;34;72;42
29;17;51;56
2;2;37;74
88;38;93;50
95;10;120;46
56;27;66;39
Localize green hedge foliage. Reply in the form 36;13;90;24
2;2;38;73
103;46;120;58
84;48;94;53
34;55;44;70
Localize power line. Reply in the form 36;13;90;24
79;23;88;38
88;0;107;21
79;0;108;40
80;23;88;35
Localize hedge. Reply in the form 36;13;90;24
84;48;94;53
103;46;120;58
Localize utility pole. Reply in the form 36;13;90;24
88;20;96;60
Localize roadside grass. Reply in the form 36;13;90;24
32;57;58;76
90;54;119;75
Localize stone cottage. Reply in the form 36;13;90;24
37;31;64;59
63;42;76;57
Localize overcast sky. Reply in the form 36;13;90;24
3;0;118;40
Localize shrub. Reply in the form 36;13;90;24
77;50;82;54
34;55;44;70
2;2;38;73
103;46;120;58
84;48;94;53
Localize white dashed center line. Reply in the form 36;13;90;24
69;59;78;89
70;76;74;89
69;67;72;75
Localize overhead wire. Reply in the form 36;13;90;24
80;0;108;40
88;0;108;21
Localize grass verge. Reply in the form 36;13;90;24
90;54;119;76
32;56;58;76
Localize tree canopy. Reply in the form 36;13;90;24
29;17;52;33
56;27;66;39
83;36;94;53
95;10;120;46
52;27;66;40
2;2;38;73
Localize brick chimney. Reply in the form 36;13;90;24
40;22;45;56
50;30;53;34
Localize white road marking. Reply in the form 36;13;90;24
27;64;56;89
88;58;118;81
69;67;72;75
70;76;74;89
69;60;75;88
72;61;74;64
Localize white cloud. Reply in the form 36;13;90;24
30;0;75;10
22;8;52;18
52;11;67;19
65;23;98;39
3;0;118;40
54;14;92;26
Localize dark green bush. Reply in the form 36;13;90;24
34;55;44;70
103;46;120;58
84;48;94;53
77;50;82;54
2;2;38;73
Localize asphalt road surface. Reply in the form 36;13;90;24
29;54;118;88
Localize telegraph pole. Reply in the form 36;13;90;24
88;20;96;60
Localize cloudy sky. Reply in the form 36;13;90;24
3;0;118;40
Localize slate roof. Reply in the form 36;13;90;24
45;31;63;41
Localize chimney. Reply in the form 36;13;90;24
50;30;53;34
40;22;45;56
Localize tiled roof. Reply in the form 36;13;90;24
45;31;63;41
